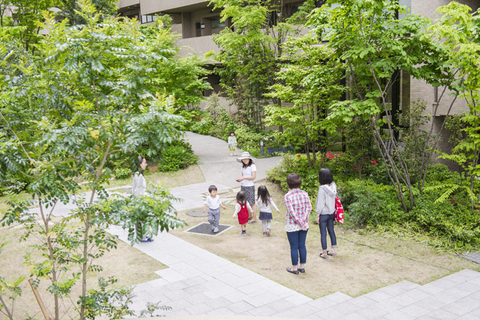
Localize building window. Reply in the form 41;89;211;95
141;15;157;24
211;18;225;29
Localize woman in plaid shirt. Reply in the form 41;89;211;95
284;173;312;275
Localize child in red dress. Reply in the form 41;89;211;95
233;191;253;235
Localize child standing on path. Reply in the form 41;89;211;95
257;185;280;236
228;130;237;156
204;185;226;233
233;191;253;235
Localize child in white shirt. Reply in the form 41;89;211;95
204;185;226;233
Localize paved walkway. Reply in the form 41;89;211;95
39;132;480;319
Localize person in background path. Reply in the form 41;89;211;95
233;191;253;235
204;185;226;233
315;168;338;259
132;156;153;242
284;173;312;275
256;185;280;236
236;152;258;223
228;130;237;156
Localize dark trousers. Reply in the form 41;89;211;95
319;214;337;251
286;229;308;266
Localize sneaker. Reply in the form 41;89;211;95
141;236;154;243
240;231;247;235
234;153;237;156
213;227;219;233
266;228;271;236
263;232;267;236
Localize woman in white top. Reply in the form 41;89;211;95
236;152;257;223
132;156;153;242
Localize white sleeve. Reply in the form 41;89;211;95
270;199;280;212
251;164;257;172
233;203;241;217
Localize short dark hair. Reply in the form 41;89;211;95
287;173;302;189
208;185;217;193
230;130;235;135
318;168;334;185
236;191;247;203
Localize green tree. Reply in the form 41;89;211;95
0;1;193;318
308;0;454;211
265;35;344;168
429;2;480;201
209;0;315;130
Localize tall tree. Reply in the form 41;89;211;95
209;0;315;130
265;35;344;168
0;0;210;318
308;0;454;211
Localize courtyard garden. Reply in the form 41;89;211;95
1;0;480;319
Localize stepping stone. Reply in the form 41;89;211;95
185;222;232;236
187;209;208;217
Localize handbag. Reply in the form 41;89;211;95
334;196;344;224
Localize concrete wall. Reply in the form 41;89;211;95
140;0;205;14
177;35;221;58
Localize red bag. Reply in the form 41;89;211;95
335;196;344;224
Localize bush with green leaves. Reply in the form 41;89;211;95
158;140;198;172
414;191;480;250
339;179;408;226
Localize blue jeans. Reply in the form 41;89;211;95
319;214;337;252
286;229;308;266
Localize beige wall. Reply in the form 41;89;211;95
116;0;139;9
140;0;204;14
177;35;220;58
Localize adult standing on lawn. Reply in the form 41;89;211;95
132;156;153;242
236;152;258;223
315;168;338;259
284;173;312;275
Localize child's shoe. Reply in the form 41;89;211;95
240;230;247;235
263;232;267;236
213;227;219;233
266;228;271;236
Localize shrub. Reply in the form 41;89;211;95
414;192;480;249
158;139;198;172
339;179;407;226
114;167;132;180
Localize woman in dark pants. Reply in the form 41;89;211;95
284;173;312;274
315;168;338;259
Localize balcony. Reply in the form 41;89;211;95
117;0;139;10
140;0;208;15
177;35;220;58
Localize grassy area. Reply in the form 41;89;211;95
0;227;165;319
0;165;205;318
